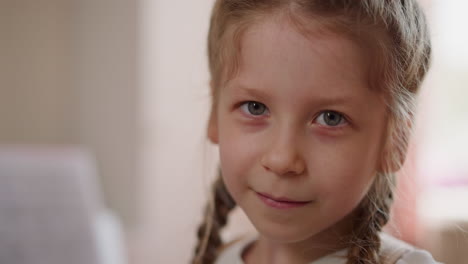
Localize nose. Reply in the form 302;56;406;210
260;129;306;176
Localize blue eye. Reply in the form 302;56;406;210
316;111;346;126
240;101;268;116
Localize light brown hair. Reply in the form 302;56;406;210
193;1;432;263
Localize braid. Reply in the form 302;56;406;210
346;172;395;264
192;170;236;264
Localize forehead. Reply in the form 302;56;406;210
229;15;370;98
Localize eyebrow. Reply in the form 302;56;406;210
228;83;272;100
310;95;359;107
228;82;359;107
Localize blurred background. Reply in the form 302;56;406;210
0;0;467;263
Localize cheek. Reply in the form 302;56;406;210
308;137;379;202
312;157;376;221
317;161;375;199
217;117;265;169
217;125;259;200
218;127;254;169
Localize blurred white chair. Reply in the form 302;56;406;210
0;146;127;264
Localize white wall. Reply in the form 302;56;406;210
136;1;217;263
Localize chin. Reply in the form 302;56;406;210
253;220;319;244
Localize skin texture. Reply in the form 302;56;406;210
208;14;389;264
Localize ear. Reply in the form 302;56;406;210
207;81;219;144
207;107;219;144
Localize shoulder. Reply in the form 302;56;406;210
379;233;442;264
397;250;442;264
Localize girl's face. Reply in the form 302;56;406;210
208;16;388;244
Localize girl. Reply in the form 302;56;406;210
193;0;438;263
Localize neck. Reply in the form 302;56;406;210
243;214;355;264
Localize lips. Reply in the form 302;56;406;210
256;191;312;209
257;192;310;203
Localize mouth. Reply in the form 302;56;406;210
256;192;312;209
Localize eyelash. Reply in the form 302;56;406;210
238;101;349;128
315;110;348;128
239;101;269;116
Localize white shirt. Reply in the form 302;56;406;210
215;233;442;264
